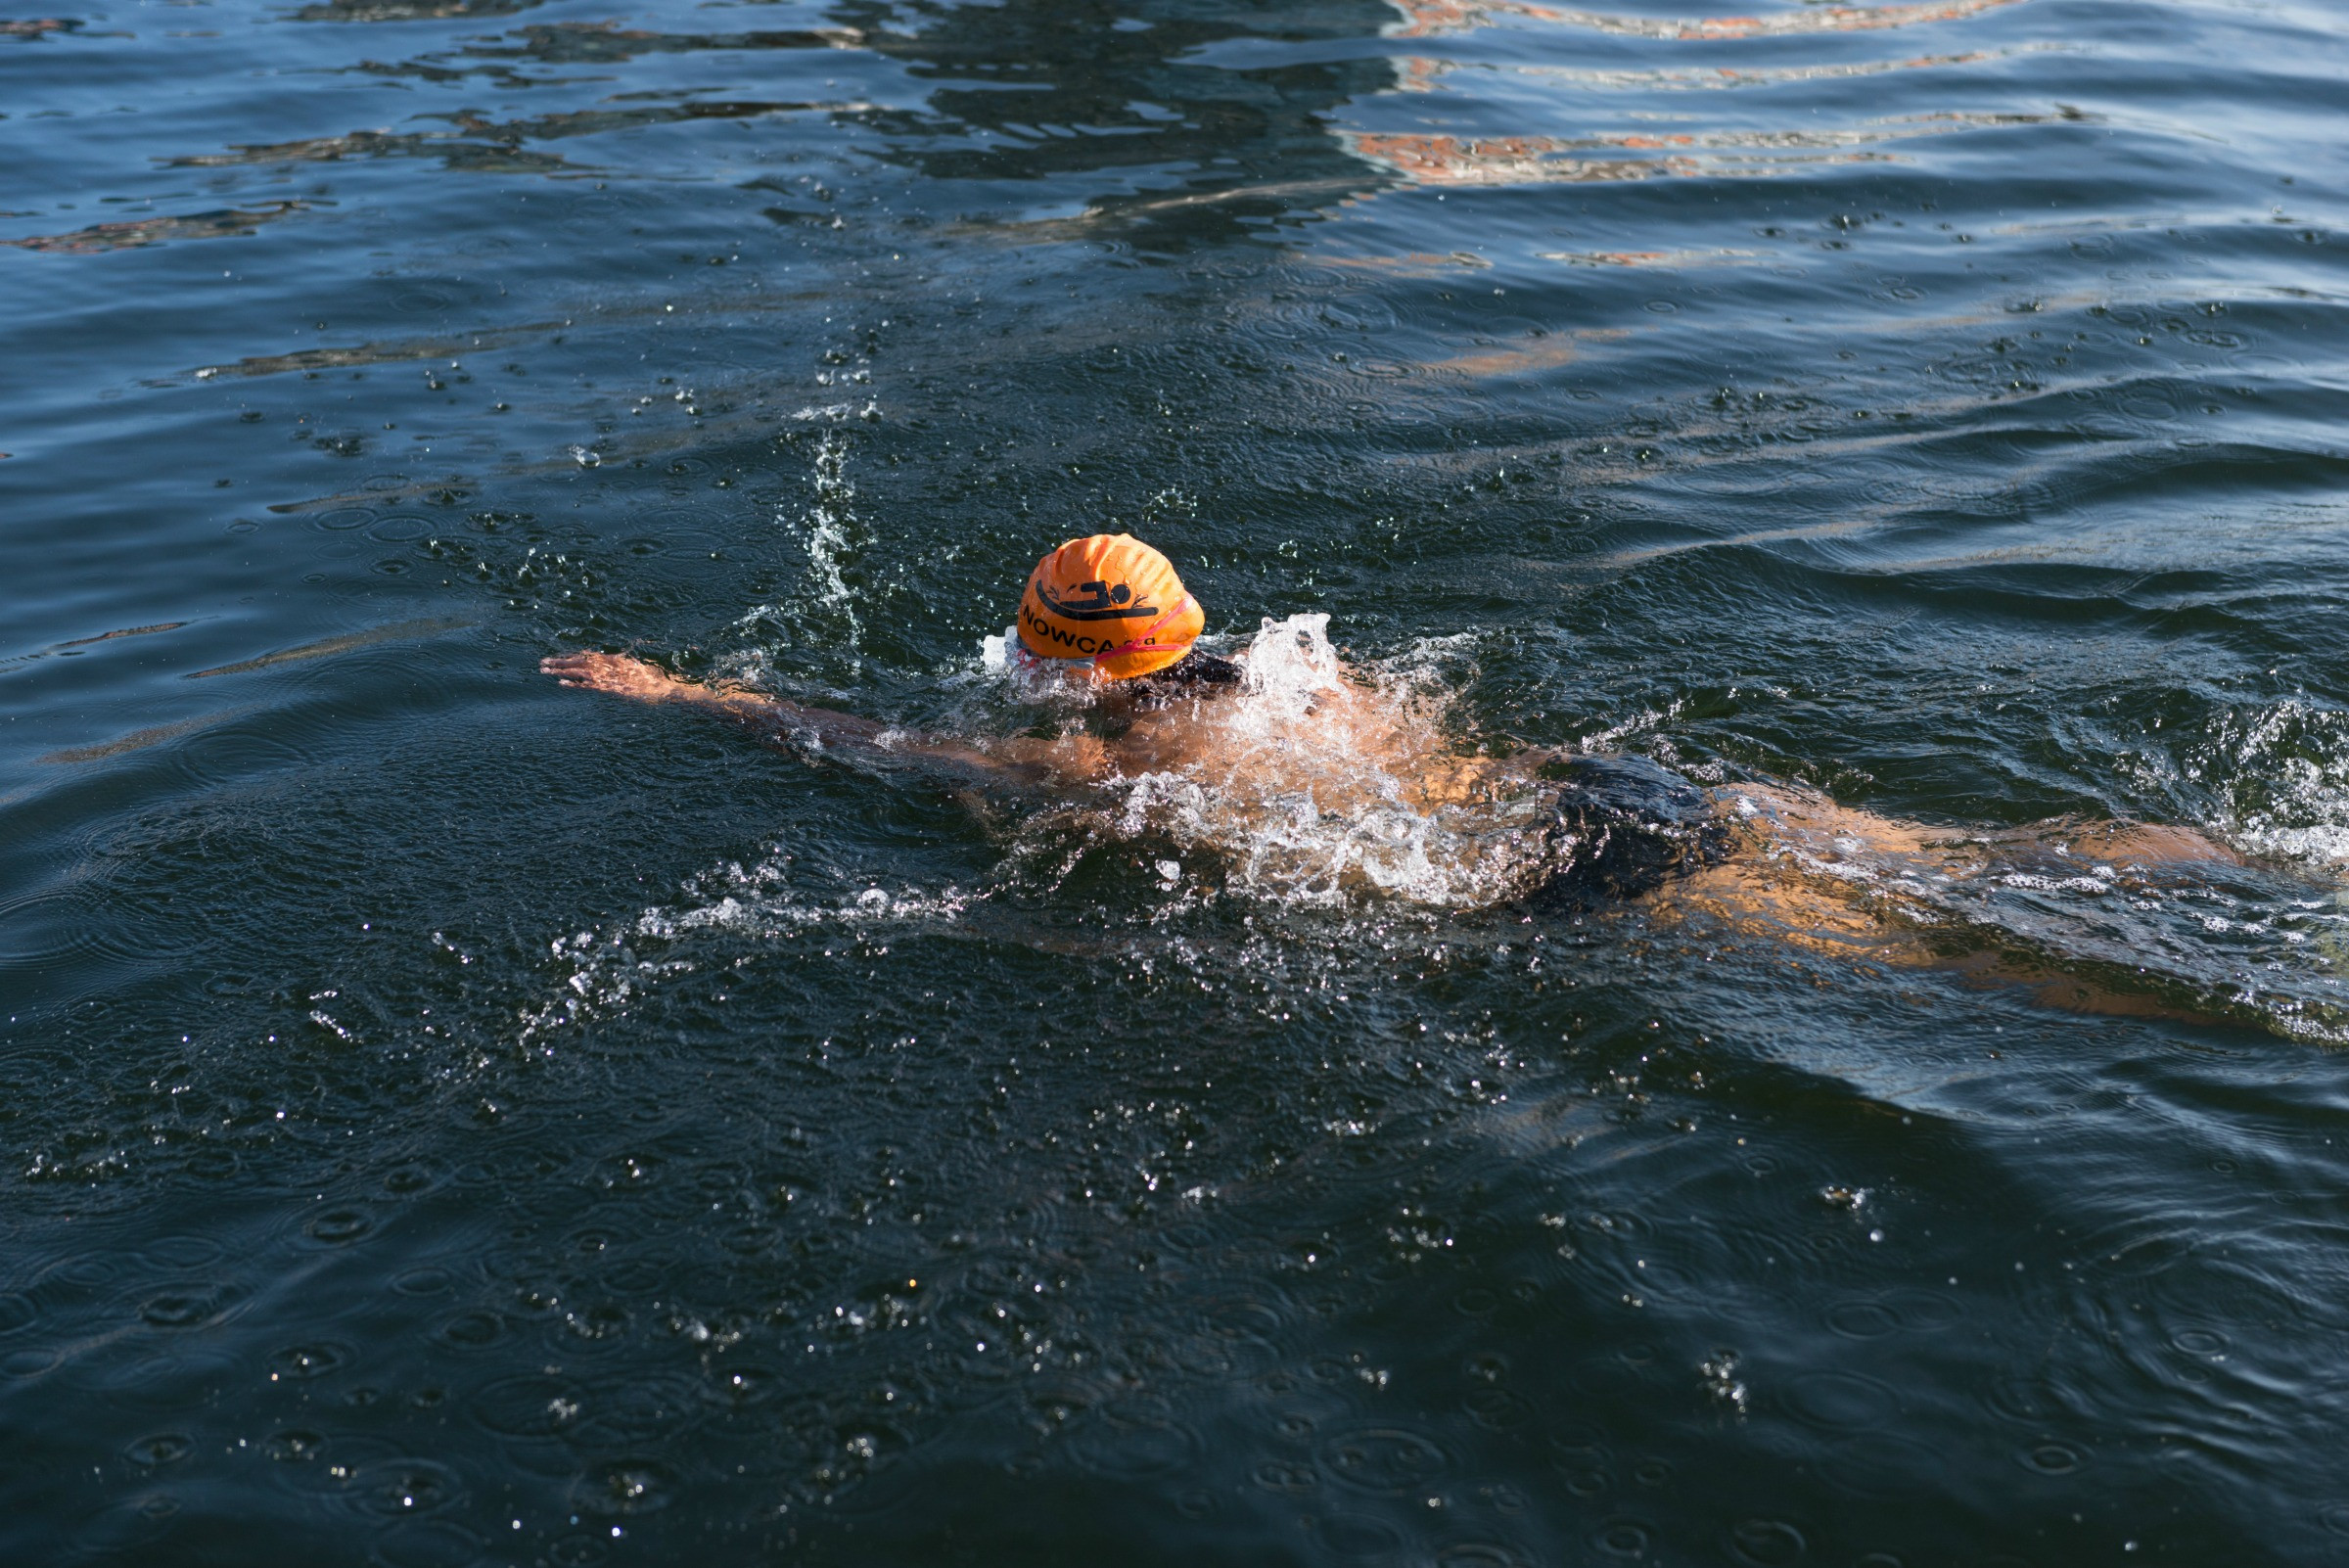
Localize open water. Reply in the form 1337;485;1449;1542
6;0;2349;1561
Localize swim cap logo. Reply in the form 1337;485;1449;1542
1017;599;1161;655
1033;578;1159;622
1018;533;1205;681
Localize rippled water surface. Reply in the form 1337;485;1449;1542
7;0;2349;1560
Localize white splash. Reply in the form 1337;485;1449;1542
517;852;968;1049
2201;701;2349;870
801;431;860;637
1007;615;1551;910
720;432;869;683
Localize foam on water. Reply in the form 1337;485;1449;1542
2199;702;2349;871
518;853;971;1050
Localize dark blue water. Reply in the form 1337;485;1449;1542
7;0;2349;1561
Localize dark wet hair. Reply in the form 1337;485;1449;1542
1536;755;1730;909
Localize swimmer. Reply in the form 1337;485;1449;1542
544;533;2274;1028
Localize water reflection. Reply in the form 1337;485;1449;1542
840;0;1404;237
1384;0;2028;41
144;0;1414;246
468;21;864;63
1345;113;2067;186
1395;46;2007;93
182;323;561;383
349;20;863;86
291;0;549;22
35;0;2062;263
2;203;309;254
171;102;868;175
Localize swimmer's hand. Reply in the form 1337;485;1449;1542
539;651;703;704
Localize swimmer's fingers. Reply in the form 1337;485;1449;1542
538;650;682;700
539;653;610;690
539;651;641;677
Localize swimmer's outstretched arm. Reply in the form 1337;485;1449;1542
538;651;1055;784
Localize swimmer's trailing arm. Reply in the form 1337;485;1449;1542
539;651;1048;786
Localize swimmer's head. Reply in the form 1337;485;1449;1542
1016;533;1205;681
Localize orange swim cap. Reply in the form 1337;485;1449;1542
1016;534;1205;680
